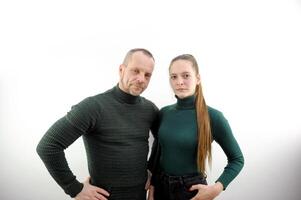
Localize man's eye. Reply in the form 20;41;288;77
133;69;139;74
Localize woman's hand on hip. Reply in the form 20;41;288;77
189;182;223;200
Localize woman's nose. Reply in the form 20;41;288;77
176;78;184;85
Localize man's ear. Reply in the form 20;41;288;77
119;64;125;76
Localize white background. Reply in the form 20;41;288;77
1;0;301;199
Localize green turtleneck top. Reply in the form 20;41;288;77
36;85;158;197
158;95;244;189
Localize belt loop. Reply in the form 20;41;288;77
180;176;184;185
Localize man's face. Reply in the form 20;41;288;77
119;51;155;96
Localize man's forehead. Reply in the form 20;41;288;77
127;55;154;71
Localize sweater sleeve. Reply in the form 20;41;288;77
211;111;244;189
147;104;159;170
148;108;163;185
36;97;99;197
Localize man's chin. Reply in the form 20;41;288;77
130;88;144;96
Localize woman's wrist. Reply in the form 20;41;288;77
213;182;224;195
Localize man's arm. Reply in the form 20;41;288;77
147;105;160;172
37;97;100;198
36;116;84;197
147;108;161;185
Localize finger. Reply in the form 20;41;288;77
149;191;154;200
145;179;150;190
84;178;109;196
145;170;152;190
147;191;154;200
94;192;108;200
92;196;104;200
189;184;198;191
149;185;155;194
148;186;154;200
148;194;154;200
189;184;203;191
95;187;110;197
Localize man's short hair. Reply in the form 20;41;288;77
122;48;155;65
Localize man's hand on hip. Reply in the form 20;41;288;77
75;177;110;200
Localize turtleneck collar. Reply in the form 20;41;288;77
176;95;195;110
112;84;141;104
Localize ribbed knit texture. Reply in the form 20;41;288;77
36;85;158;198
156;95;244;189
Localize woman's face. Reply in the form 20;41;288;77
169;59;200;99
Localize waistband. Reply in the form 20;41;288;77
159;171;206;183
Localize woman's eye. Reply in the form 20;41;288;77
183;74;190;78
170;75;177;80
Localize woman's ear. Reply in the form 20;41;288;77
196;74;201;84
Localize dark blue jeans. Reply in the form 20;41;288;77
153;172;207;200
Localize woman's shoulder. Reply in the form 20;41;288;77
207;106;225;121
159;103;177;112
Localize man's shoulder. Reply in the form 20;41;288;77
90;88;114;101
72;88;113;109
140;97;159;112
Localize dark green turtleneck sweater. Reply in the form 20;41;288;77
36;85;158;197
157;95;244;189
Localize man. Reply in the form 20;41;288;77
37;48;159;200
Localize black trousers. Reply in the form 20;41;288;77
97;184;146;200
153;172;207;200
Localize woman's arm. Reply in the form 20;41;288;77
210;109;245;189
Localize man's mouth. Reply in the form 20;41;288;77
133;85;143;90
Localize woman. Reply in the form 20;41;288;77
148;54;244;200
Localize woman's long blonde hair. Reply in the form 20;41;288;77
169;54;212;176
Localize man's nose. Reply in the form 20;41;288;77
137;73;145;83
